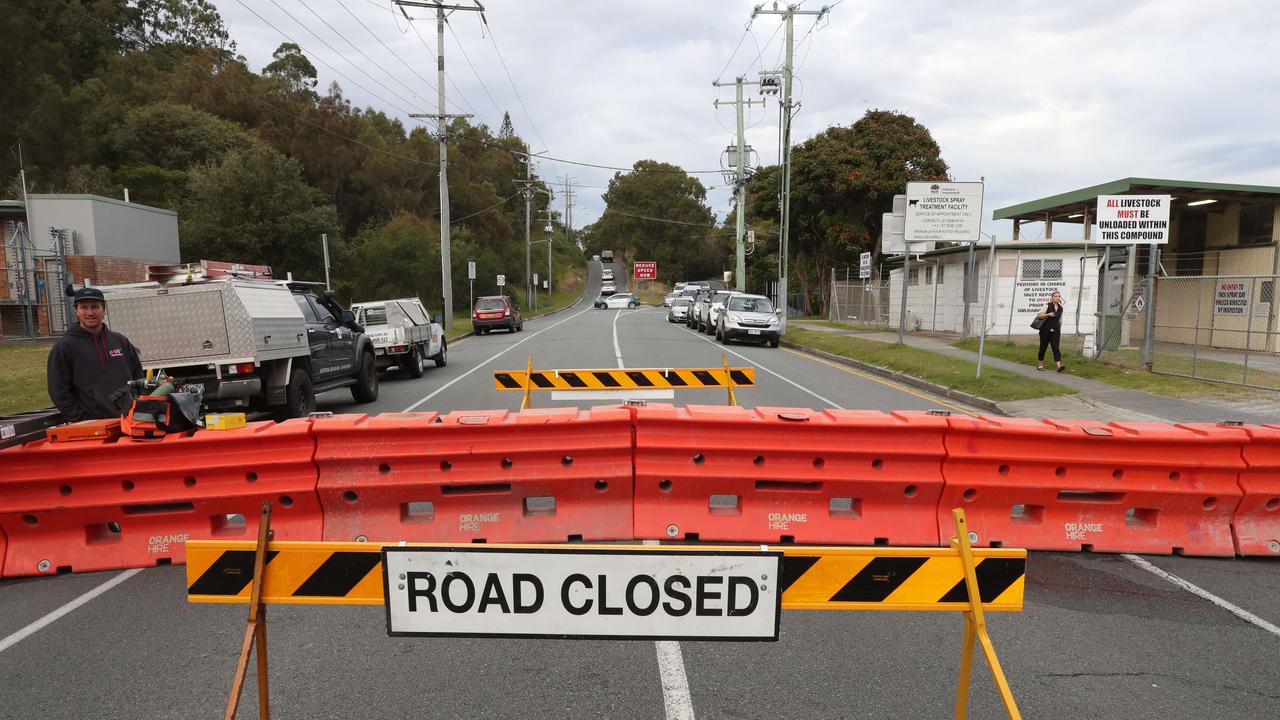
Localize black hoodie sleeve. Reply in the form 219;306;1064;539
128;340;143;380
47;341;85;422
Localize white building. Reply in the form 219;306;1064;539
888;242;1099;338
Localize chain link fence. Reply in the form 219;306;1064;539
1140;274;1280;389
827;268;893;328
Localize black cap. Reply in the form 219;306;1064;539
71;287;106;304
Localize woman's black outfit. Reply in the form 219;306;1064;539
1037;302;1064;363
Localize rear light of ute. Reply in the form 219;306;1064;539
503;309;511;317
225;362;255;375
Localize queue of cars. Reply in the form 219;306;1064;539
668;284;782;347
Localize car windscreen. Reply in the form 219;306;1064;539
475;298;506;311
674;298;691;307
728;296;774;313
359;307;388;325
712;292;732;303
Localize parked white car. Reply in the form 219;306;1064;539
717;294;781;347
595;292;641;309
697;290;736;334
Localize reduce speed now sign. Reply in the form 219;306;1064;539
383;546;781;640
633;261;657;280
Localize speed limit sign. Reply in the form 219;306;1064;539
496;274;506;287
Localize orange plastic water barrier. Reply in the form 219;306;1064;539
0;420;322;577
311;407;634;544
938;417;1246;556
1234;424;1280;556
631;405;949;545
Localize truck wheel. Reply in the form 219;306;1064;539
406;346;425;379
433;339;448;368
279;369;315;420
351;350;379;403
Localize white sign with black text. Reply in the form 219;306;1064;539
859;251;872;279
1095;195;1171;245
496;274;506;287
904;181;984;244
383;547;781;640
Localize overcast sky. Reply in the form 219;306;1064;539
212;0;1280;241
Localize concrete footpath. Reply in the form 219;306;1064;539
790;322;1280;424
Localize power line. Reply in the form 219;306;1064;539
445;20;503;122
482;20;553;167
265;0;429;113
61;0;442;170
232;0;427;123
403;12;480;118
450;191;520;225
337;0;442;99
291;0;437;110
599;208;717;228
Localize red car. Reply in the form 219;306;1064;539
472;295;524;334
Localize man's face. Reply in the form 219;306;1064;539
76;300;105;332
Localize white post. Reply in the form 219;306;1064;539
976;236;998;378
321;233;331;291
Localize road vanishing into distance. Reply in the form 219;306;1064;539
2;262;1278;719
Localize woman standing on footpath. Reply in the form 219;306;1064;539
1035;290;1066;372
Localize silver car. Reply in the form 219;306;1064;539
698;290;735;334
717;294;781;347
667;297;693;323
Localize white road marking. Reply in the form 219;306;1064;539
550;389;674;401
401;307;593;412
643;539;696;720
613;309;625;368
1122;554;1280;637
0;568;145;654
680;326;842;409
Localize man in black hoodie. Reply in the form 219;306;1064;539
47;287;144;422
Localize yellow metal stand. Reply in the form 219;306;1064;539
952;508;1021;719
520;356;534;410
224;503;273;720
722;355;737;407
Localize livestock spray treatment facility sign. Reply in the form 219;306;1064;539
1095;195;1171;244
382;546;781;640
904;181;984;244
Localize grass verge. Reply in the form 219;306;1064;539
785;327;1073;402
0;341;53;415
953;337;1266;401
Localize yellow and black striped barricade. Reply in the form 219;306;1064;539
494;356;756;408
188;509;1023;718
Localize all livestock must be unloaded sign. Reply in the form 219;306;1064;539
1095;195;1170;245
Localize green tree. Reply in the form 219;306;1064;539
262;43;317;96
180;143;338;277
133;0;234;54
589;160;720;284
750;110;948;314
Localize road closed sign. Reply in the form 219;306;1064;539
382;546;781;640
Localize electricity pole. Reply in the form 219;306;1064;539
713;76;763;292
514;154;545;309
396;0;482;331
751;3;831;321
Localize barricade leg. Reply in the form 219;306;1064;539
225;502;272;720
952;509;1021;720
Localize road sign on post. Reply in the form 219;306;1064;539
1095;195;1171;244
859;252;872;280
496;274;506;287
904;182;984;245
633;261;657;280
467;261;476;280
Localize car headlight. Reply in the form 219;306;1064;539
767;316;779;325
725;313;742;325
